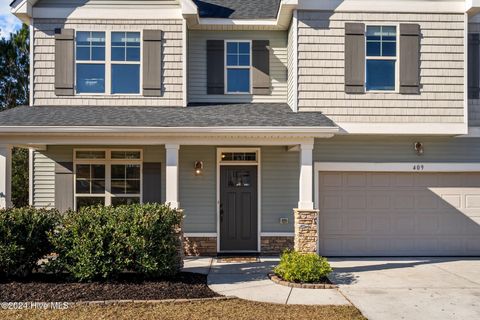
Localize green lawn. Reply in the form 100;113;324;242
1;299;366;320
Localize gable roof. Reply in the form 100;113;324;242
193;0;282;19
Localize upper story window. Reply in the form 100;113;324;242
365;26;397;91
76;32;106;94
226;41;251;94
111;32;141;94
75;31;142;95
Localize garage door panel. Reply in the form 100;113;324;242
346;192;367;209
393;195;415;209
368;194;391;209
344;173;368;187
318;172;480;256
417;214;440;234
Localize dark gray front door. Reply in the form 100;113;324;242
220;166;258;251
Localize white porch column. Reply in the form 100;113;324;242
165;144;180;209
298;143;314;210
0;145;12;209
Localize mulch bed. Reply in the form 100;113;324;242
0;272;220;302
268;274;337;289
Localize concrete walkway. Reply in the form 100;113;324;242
183;257;350;305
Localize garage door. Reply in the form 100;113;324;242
318;172;480;256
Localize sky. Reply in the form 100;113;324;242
0;0;22;39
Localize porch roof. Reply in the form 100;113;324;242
0;103;336;130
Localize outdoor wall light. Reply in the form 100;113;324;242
414;142;424;155
194;161;204;175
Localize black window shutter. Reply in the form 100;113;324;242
344;23;365;94
207;40;225;94
399;24;421;94
54;29;75;96
143;30;163;97
469;33;480;99
252;40;271;95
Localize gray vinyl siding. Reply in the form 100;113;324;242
179;146;217;233
176;146;299;233
297;11;465;123
261;147;297;233
32;151;55;209
314;136;480;163
35;0;178;7
469;22;480;126
287;20;296;109
32;145;166;209
188;30;288;103
32;18;183;107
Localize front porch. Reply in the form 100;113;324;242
0;103;338;255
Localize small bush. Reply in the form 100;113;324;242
0;207;59;277
274;250;332;283
48;203;183;281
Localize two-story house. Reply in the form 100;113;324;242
1;0;480;256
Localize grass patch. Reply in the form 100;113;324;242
0;299;366;320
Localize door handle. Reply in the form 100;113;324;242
220;203;224;222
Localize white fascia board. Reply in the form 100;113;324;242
189;0;297;30
466;0;480;14
0;126;339;135
337;122;468;135
314;162;480;172
32;7;183;20
10;0;32;24
298;0;466;13
180;0;198;15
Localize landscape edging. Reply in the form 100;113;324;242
268;274;338;289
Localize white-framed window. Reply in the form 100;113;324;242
75;31;106;94
74;149;143;210
365;25;398;91
75;31;142;95
225;40;251;94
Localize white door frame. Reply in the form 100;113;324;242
216;147;261;252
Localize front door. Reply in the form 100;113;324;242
220;166;258;251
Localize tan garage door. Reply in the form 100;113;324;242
318;172;480;256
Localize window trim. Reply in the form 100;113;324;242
73;149;143;209
75;30;143;96
364;24;400;93
224;40;252;95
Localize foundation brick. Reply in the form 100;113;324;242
183;237;217;256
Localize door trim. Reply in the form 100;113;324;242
217;148;261;252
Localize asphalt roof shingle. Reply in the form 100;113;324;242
193;0;282;19
0;104;335;128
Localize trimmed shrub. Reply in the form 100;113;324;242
48;203;183;281
0;207;60;277
274;250;332;283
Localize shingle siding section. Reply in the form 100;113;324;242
32;18;183;107
297;11;465;123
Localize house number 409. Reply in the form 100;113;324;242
413;164;424;171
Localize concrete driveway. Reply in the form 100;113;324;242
329;258;480;320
